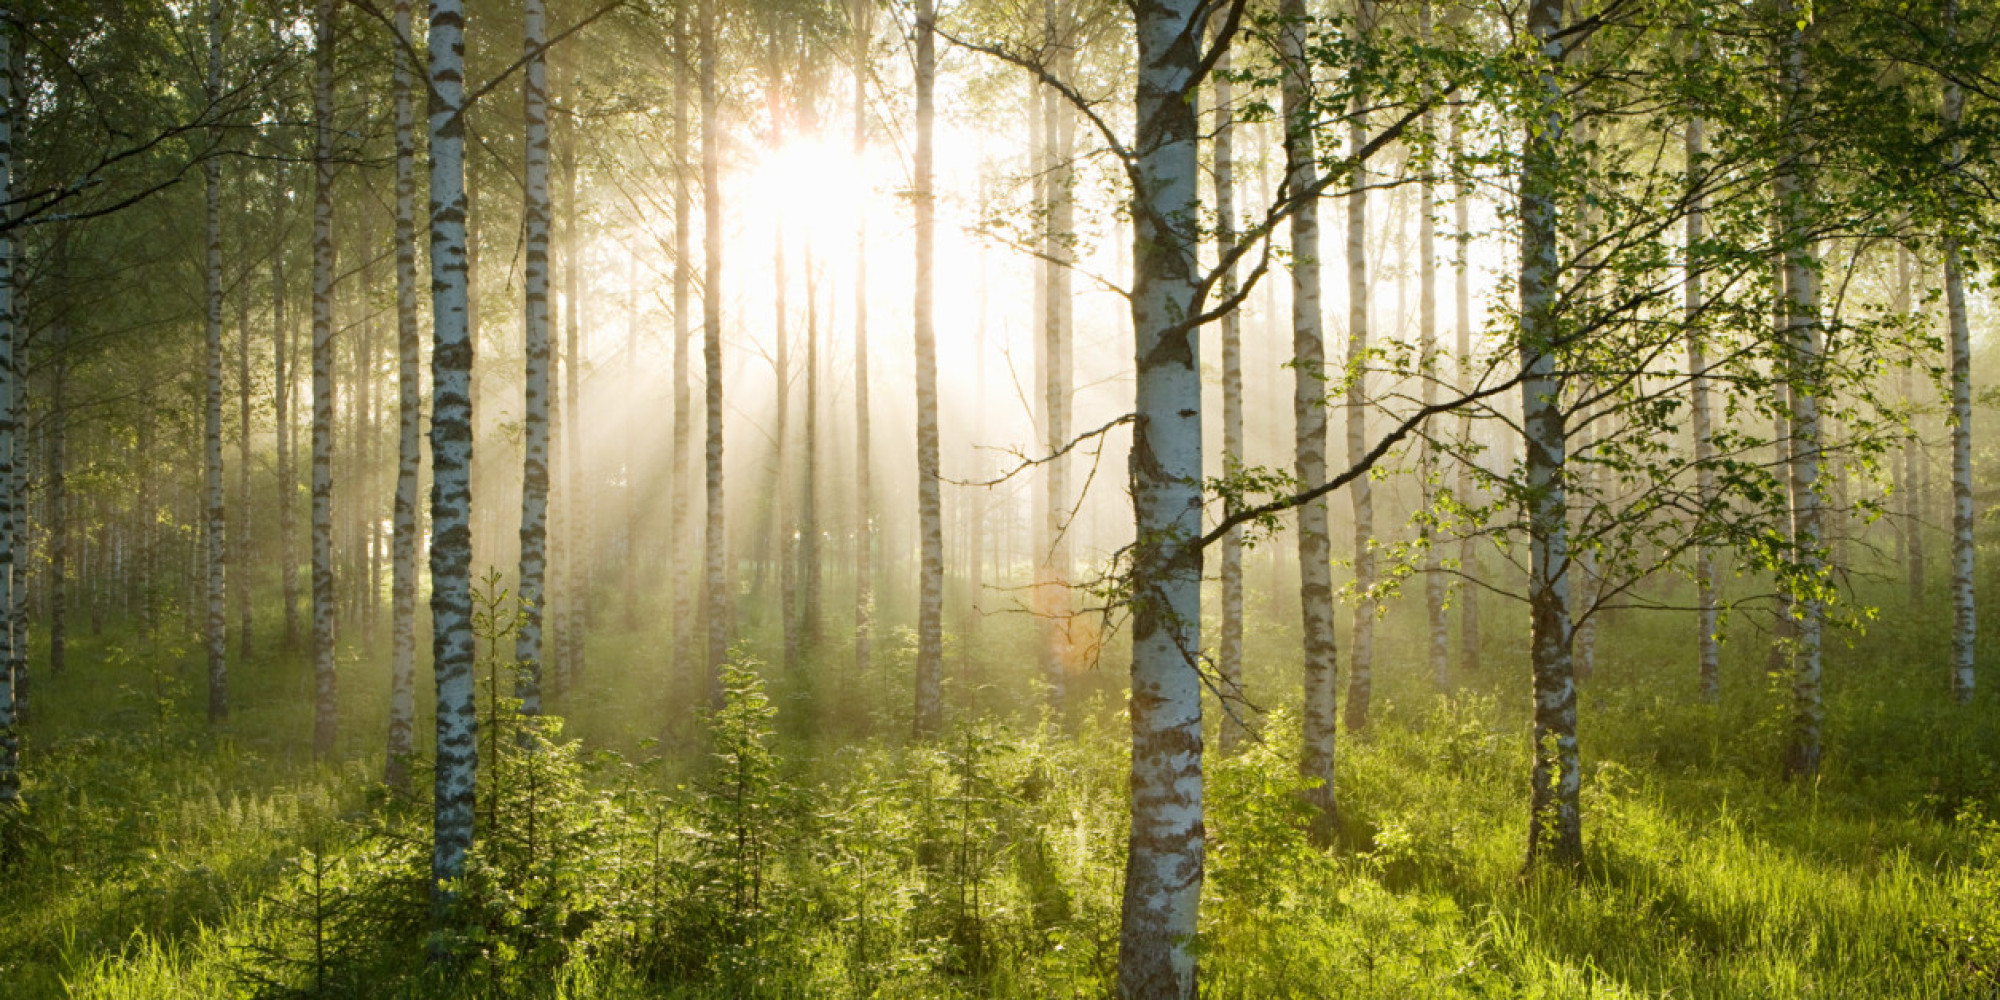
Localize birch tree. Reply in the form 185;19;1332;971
851;0;874;687
310;0;338;758
702;0;730;702
1117;0;1205;983
0;18;17;810
1688;105;1720;703
1279;0;1339;833
203;0;227;724
516;0;554;716
1211;23;1246;752
1343;0;1377;732
912;0;944;738
1941;0;1973;704
387;0;421;791
425;0;477;918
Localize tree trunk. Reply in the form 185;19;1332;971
48;321;65;679
1900;243;1922;608
276;220;299;652
1279;0;1338;834
912;0;943;738
1419;0;1446;691
1453;113;1480;674
310;0;339;759
0;18;17;805
671;1;695;713
425;0;477;921
1116;0;1205;985
851;0;874;688
204;0;228;723
1687;112;1720;703
1521;0;1579;866
701;0;730;703
516;0;553;715
1211;33;1245;752
1343;0;1376;733
1943;0;1974;703
387;0;421;792
1776;0;1824;781
802;236;822;655
560;127;587;688
1038;3;1073;714
772;70;797;675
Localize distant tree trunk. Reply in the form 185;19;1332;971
1343;0;1376;733
622;253;639;632
1037;4;1073;713
1776;0;1824;781
1116;0;1205;987
560;129;587;687
1687;111;1720;703
1211;35;1246;752
0;18;16;807
387;0;421;792
1899;244;1922;608
1279;0;1338;834
1942;0;1974;703
515;0;553;716
236;254;253;662
425;0;477;922
701;0;730;701
671;1;695;708
275;219;299;651
204;0;228;723
771;68;797;675
802;238;822;653
48;321;66;679
1453;113;1480;674
1419;0;1445;691
912;0;943;738
310;0;339;759
1521;0;1579;866
851;0;874;687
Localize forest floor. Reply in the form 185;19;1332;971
4;580;2000;999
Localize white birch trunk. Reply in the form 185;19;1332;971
1419;0;1445;691
1211;32;1246;752
851;0;874;686
1117;0;1204;985
1777;0;1824;780
515;0;553;715
1453;113;1480;674
1343;0;1376;733
1279;0;1338;832
386;0;421;791
1943;0;1974;703
310;0;338;757
1687;113;1720;703
1900;243;1922;608
204;0;228;723
425;0;477;914
701;0;730;702
560;139;586;686
1522;0;1579;865
671;2;695;707
276;230;299;651
0;19;17;808
912;0;944;737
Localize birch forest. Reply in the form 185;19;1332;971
2;0;1999;996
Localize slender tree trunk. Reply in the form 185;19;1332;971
310;0;339;758
671;2;695;712
1687;112;1720;703
772;76;797;675
276;225;299;651
515;0;553;715
1038;4;1073;714
851;0;874;687
387;0;421;792
1942;0;1974;703
802;236;821;654
425;0;476;922
1899;244;1922;608
205;0;228;723
1454;113;1480;674
48;321;65;679
701;0;730;702
1419;0;1446;691
1211;32;1245;752
1117;0;1205;985
1279;0;1338;833
1522;0;1579;866
1343;0;1376;732
0;14;15;797
912;0;943;738
1777;0;1824;780
561;131;587;687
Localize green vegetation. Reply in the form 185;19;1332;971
8;581;1997;999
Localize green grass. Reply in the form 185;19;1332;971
4;575;1999;998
